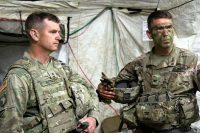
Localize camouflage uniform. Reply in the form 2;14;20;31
0;52;100;133
113;47;199;133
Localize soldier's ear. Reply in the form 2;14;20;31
30;29;39;41
146;30;152;39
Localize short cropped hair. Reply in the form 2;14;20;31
25;12;60;36
147;10;172;30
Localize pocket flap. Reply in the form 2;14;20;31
48;99;73;116
59;99;73;110
48;104;63;115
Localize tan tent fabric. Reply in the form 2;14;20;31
0;0;200;132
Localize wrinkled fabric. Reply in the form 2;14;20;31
113;47;200;131
0;52;100;133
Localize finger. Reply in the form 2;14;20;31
87;125;95;133
100;92;114;97
82;129;89;133
100;84;112;90
101;94;115;99
105;86;112;91
100;90;116;95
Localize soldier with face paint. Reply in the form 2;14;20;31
97;10;200;133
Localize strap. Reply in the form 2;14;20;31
118;118;124;132
164;48;181;96
59;62;73;98
7;63;47;130
22;116;42;130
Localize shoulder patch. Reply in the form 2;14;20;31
0;80;8;94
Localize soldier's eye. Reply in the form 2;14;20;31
166;25;173;30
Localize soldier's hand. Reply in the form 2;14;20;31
79;117;96;133
97;83;116;100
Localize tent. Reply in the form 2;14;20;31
0;0;200;132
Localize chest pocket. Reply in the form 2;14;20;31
45;99;77;133
31;70;77;133
141;67;170;94
169;65;194;94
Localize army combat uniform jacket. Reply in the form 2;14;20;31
113;47;200;131
0;52;100;133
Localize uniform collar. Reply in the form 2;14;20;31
147;46;178;68
23;51;54;69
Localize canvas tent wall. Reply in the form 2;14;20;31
0;0;200;132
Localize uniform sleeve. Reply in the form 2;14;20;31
65;66;100;125
114;61;138;84
0;69;30;133
113;61;141;103
196;67;200;90
193;55;200;90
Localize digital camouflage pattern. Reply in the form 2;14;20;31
113;47;200;130
0;52;100;133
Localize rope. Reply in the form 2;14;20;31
69;7;109;36
68;42;119;115
68;42;96;89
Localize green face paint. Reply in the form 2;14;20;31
150;24;174;48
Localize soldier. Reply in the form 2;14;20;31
97;10;200;133
0;12;99;133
